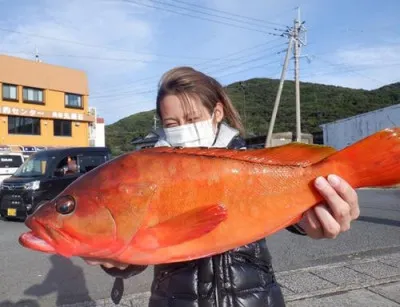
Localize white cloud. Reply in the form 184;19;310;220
0;0;159;122
1;0;397;124
2;1;155;65
302;44;400;90
0;0;318;123
188;0;324;85
336;44;400;67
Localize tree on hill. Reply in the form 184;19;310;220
105;79;400;156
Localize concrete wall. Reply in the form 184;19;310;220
320;104;400;150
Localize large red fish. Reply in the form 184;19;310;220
19;128;400;265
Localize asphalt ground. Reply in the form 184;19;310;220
0;188;398;306
60;251;400;307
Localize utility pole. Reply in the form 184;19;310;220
294;7;307;143
265;37;293;147
294;10;301;142
35;46;41;63
153;114;158;131
240;82;247;136
265;7;307;147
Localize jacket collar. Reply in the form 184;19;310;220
212;122;240;148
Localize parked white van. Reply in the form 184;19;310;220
0;152;24;184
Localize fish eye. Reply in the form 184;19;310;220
55;195;76;215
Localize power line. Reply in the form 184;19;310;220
205;47;284;76
203;42;286;69
97;41;285;98
0;27;216;60
97;62;284;129
138;0;286;31
0;50;213;64
91;46;285;101
216;59;282;80
94;59;283;111
300;62;400;79
194;37;283;68
90;37;285;96
310;56;387;86
91;89;155;100
120;0;285;37
168;0;288;28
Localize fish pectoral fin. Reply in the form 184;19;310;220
131;204;227;250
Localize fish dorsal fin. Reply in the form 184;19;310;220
141;142;336;167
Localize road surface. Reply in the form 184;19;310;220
0;188;399;306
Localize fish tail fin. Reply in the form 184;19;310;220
325;127;400;188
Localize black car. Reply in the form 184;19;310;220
0;146;112;220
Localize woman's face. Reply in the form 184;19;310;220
160;95;224;128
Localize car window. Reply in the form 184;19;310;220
78;154;107;173
0;155;23;168
55;155;79;177
13;155;48;177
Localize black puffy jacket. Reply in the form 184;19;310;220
102;136;306;307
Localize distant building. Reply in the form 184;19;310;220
245;132;313;148
89;117;106;147
131;131;160;150
320;103;400;149
311;130;324;145
0;54;99;149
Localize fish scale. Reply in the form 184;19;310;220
18;127;400;265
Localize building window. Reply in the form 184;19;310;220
2;84;18;101
8;116;41;135
23;87;44;104
65;93;83;108
54;119;72;137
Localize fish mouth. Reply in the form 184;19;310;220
19;218;56;254
19;218;76;257
19;231;56;254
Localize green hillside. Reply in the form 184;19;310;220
105;78;400;156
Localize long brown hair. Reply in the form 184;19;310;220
156;66;244;136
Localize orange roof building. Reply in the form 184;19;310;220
0;54;96;148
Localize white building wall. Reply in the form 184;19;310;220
320;104;400;150
95;121;105;147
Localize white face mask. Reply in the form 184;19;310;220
163;114;217;148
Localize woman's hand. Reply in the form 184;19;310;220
83;258;129;270
298;174;360;239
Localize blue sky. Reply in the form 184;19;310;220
0;0;399;125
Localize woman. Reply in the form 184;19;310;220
86;67;360;306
